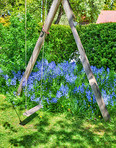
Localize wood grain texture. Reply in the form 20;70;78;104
23;105;43;117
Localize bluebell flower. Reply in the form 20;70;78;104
27;76;34;84
78;84;85;94
90;66;96;73
73;87;78;94
43;59;48;67
31;94;35;101
50;71;57;79
112;92;116;98
87;94;91;102
51;98;58;103
58;61;69;75
6;81;9;86
48;61;56;69
31;88;35;92
22;78;27;87
36;71;41;81
102;89;110;105
31;72;37;79
13;91;16;96
59;84;69;96
54;66;63;76
98;67;104;75
12;71;16;76
70;60;77;68
16;70;21;80
109;99;114;106
56;91;62;98
46;97;50;104
4;74;9;80
65;73;77;84
34;97;41;102
92;94;96;103
106;67;110;74
86;90;92;102
36;61;42;69
10;77;17;86
27;83;33;91
27;93;30;97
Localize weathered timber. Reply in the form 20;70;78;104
23;105;43;117
62;0;110;121
17;0;62;95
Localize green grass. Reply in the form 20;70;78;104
0;94;116;148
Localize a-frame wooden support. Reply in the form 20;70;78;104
17;0;110;121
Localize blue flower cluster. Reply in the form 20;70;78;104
1;59;116;108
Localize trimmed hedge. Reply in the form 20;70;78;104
38;23;116;70
0;15;116;75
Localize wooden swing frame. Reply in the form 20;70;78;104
17;0;110;121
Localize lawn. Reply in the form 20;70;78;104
0;94;116;148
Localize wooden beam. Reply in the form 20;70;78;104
17;0;62;95
23;105;43;117
62;0;110;121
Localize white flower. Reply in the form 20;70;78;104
70;59;76;63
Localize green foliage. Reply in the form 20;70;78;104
43;24;75;63
0;0;45;23
70;0;105;23
38;22;116;70
103;0;116;10
5;92;24;107
0;15;116;75
0;13;39;74
80;23;116;70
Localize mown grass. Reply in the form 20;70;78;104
0;94;116;148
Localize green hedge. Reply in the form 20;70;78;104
0;14;116;75
38;23;116;70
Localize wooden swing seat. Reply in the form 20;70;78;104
23;105;43;117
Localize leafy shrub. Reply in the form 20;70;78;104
38;22;116;70
0;13;39;75
0;15;116;76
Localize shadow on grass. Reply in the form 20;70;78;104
19;113;38;126
3;122;18;132
9;112;116;148
0;103;11;110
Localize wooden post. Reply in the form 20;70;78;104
17;0;62;95
62;0;110;121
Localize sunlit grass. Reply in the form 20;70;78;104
0;94;115;148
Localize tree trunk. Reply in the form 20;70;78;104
54;5;63;24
